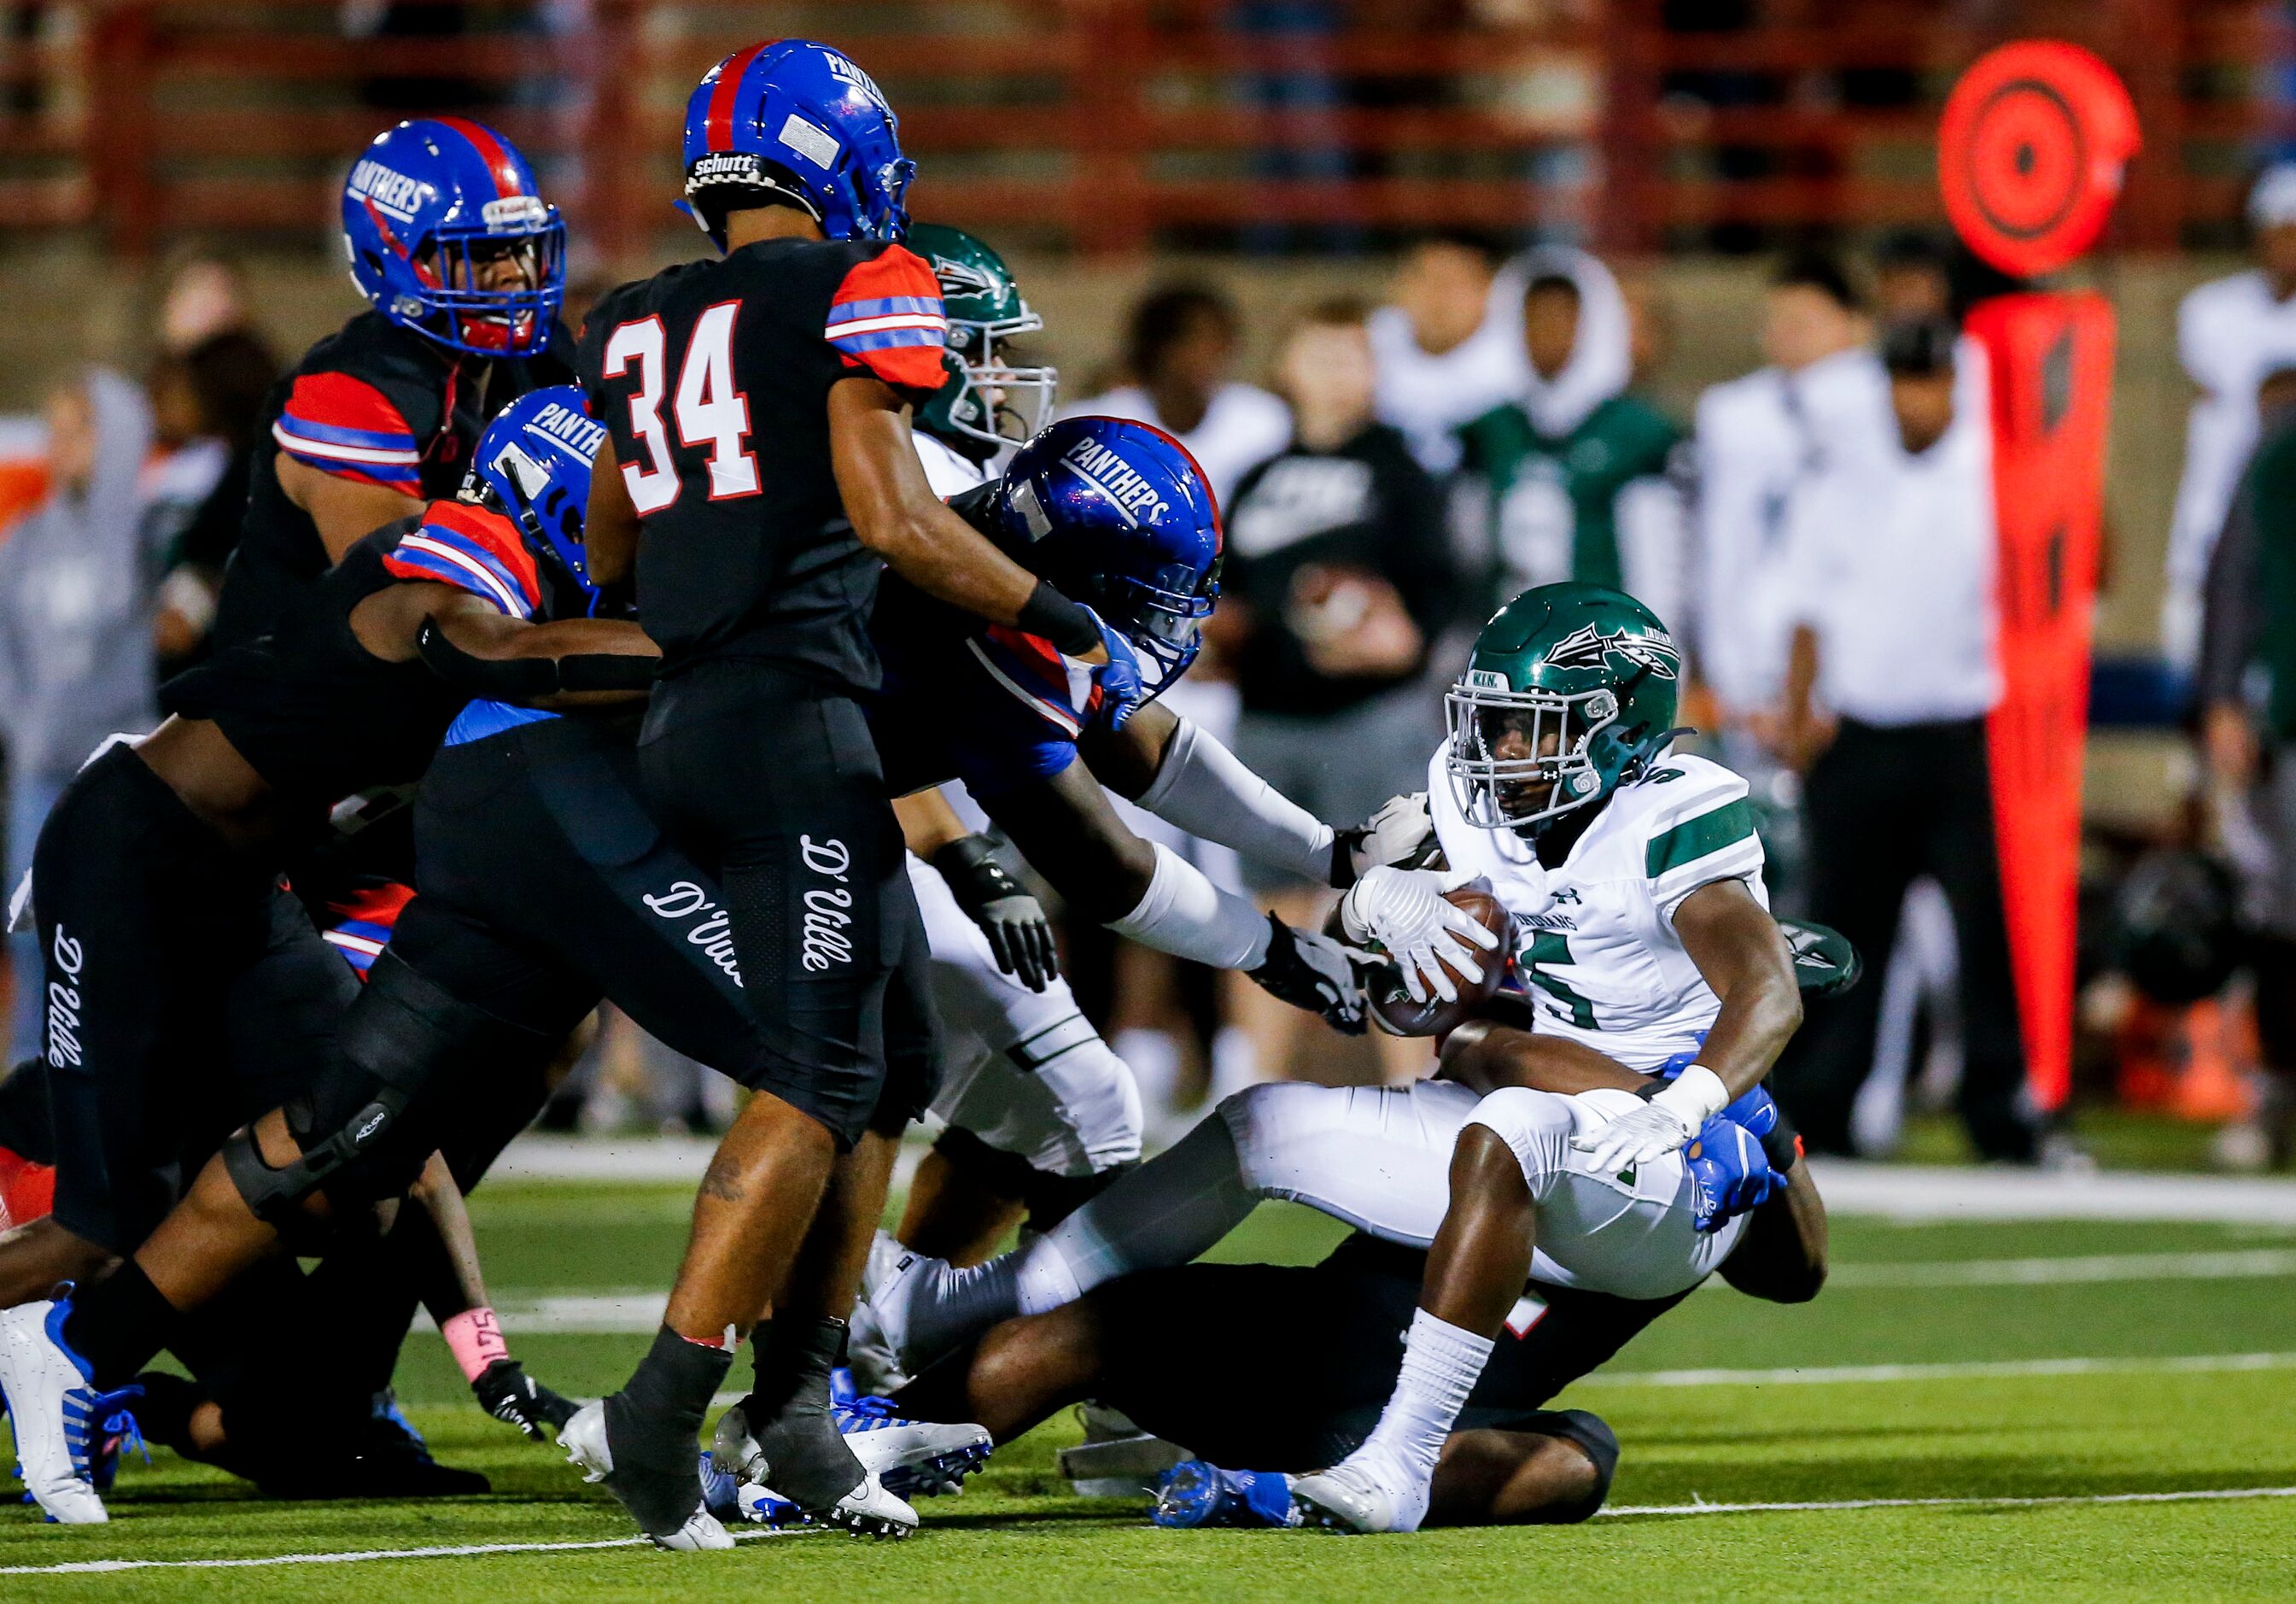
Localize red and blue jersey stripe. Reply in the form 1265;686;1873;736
967;624;1102;739
382;501;543;619
322;881;415;981
824;248;947;394
272;372;423;495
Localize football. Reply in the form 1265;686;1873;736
1337;887;1513;1039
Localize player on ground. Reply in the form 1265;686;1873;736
887;1056;1824;1530
561;40;1145;1549
219;116;571;647
0;389;651;1524
851;584;1809;1447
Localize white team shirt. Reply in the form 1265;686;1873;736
1367;265;1529;476
1428;746;1768;1071
1691;348;1891;716
1061;383;1292;509
915;431;994;499
1780;397;2000;728
2165;271;2296;664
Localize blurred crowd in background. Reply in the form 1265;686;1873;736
12;155;2296;1170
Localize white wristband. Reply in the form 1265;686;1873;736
1651;1063;1729;1126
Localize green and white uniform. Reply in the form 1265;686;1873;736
1432;744;1767;1071
1452;248;1686;626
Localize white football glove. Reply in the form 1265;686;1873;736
1338;864;1500;1005
1338;792;1437;883
1571;1065;1731;1174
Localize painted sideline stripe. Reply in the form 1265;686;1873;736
488;1139;2296;1226
5;1488;2289;1574
1582;1350;2296;1390
0;1525;807;1577
1820;1246;2296;1288
1598;1485;2296;1519
464;1247;2296;1337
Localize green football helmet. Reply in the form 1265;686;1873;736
908;223;1057;457
1446;581;1683;834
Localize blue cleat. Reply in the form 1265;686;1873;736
1153;1461;1301;1529
85;1384;146;1494
697;1450;802;1528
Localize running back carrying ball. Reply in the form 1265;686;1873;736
1335;887;1510;1038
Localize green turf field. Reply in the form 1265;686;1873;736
5;1177;2294;1601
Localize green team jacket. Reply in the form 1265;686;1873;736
1456;392;1681;606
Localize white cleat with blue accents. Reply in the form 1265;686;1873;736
0;1299;111;1524
1289;1443;1431;1535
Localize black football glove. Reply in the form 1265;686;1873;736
932;834;1060;992
1247;915;1367;1035
473;1357;578;1442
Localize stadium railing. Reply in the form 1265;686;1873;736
0;0;2281;260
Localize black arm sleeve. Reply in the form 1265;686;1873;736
415;618;657;700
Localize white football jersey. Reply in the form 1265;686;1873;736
1428;744;1767;1071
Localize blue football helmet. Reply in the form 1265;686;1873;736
342;117;564;359
465;385;605;616
680;39;915;249
992;417;1224;697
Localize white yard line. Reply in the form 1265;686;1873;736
0;1525;807;1577
488;1139;2296;1225
5;1488;2289;1574
1820;1246;2296;1286
1583;1350;2296;1389
461;1246;2296;1337
1598;1485;2296;1518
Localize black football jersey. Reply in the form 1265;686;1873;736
214;309;572;650
577;237;949;689
167;500;546;811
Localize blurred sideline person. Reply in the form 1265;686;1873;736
1691;253;1881;779
1066;284;1291;507
1067;286;1293;1120
1368;231;1528;475
2165;162;2296;670
0;371;157;1064
2197;363;2296;1169
1769;318;2037;1162
1218;298;1460;1084
1453;248;1687;632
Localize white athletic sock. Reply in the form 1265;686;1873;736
1361;1309;1497;1478
1010;1114;1257;1315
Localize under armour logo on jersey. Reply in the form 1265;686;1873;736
1547;623;1680;681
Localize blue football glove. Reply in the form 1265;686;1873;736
1655;1050;1797;1173
1685;1115;1788;1234
1081;607;1147;731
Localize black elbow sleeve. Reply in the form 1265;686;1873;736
416;617;559;700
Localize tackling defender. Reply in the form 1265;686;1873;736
0;389;651;1523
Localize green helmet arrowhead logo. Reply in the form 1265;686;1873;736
1545;623;1681;682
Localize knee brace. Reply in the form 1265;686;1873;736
1464;1086;1578;1198
223;951;545;1230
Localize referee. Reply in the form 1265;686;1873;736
1766;316;2038;1162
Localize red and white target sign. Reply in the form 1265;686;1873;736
1938;41;2140;278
